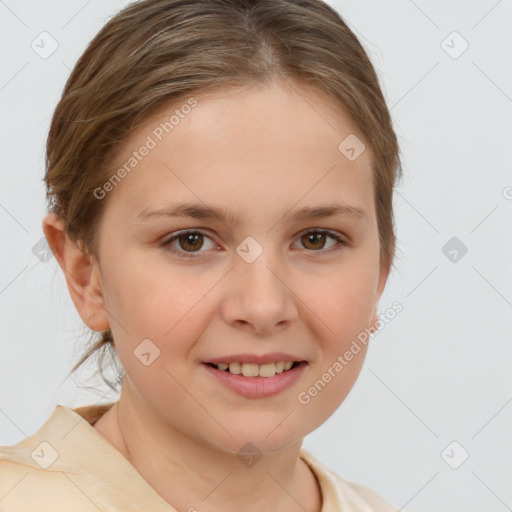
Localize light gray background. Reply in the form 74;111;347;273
1;1;511;510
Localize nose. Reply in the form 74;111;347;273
220;248;299;335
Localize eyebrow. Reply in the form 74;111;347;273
136;201;368;225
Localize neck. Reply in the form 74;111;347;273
92;384;322;512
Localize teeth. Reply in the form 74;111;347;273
258;363;276;378
229;362;242;374
213;361;298;377
242;363;259;377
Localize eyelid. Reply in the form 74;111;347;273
161;229;219;257
161;227;349;258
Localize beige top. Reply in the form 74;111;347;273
0;403;398;511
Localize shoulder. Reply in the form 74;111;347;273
0;403;117;511
300;448;399;512
0;447;100;511
330;473;399;512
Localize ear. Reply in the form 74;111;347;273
369;260;391;335
42;212;110;333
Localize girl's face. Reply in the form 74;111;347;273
89;80;389;454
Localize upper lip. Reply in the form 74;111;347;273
204;352;307;365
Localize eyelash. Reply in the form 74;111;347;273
161;228;348;259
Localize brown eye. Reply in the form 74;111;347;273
177;232;204;252
162;228;347;259
301;231;328;250
162;230;217;258
297;229;346;252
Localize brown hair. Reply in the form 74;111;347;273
44;0;402;389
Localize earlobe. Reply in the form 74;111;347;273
42;213;110;333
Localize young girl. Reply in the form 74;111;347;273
0;0;402;510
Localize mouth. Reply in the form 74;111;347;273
203;360;304;378
201;360;308;398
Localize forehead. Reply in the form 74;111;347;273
104;81;375;223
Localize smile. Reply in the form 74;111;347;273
202;361;308;399
206;361;300;377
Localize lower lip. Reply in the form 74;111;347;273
202;362;307;399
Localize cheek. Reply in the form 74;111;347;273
303;264;377;340
106;266;211;375
290;266;375;409
102;250;196;335
295;343;368;431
